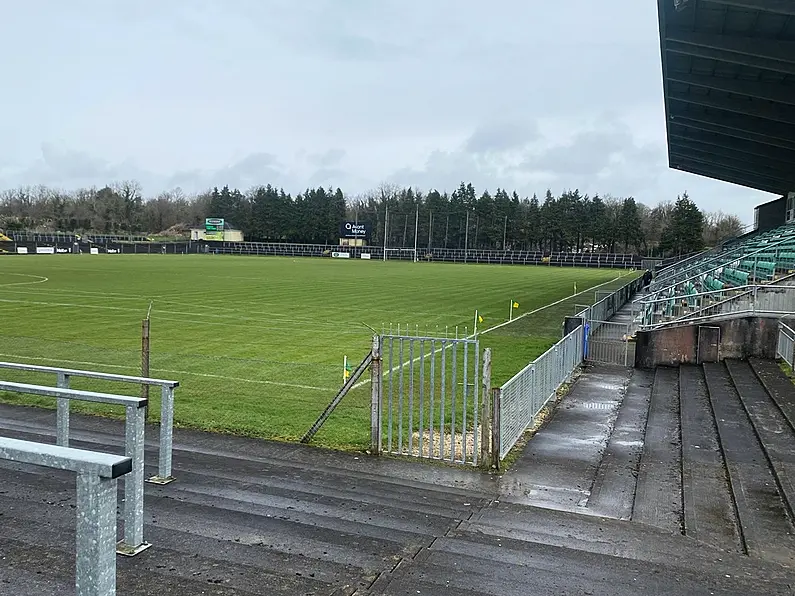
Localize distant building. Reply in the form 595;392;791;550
190;226;244;242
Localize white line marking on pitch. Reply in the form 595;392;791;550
351;272;633;389
0;354;332;392
0;274;49;287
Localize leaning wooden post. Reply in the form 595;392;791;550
369;334;382;455
141;302;152;421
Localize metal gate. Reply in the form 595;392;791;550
376;335;481;465
585;320;631;366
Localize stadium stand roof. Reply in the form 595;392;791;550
657;0;795;195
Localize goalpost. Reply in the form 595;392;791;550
383;205;419;262
384;248;418;262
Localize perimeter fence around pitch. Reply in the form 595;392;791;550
494;275;643;460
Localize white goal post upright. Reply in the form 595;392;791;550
382;205;419;262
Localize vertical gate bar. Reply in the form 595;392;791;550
387;336;394;453
56;373;70;447
371;335;382;455
478;346;487;466
398;338;405;455
624;323;630;366
450;341;458;462
439;341;447;460
408;340;415;455
429;340;436;458
462;341;469;463
418;339;426;457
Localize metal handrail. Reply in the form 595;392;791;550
0;360;177;484
0;381;150;555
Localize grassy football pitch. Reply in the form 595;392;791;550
0;255;635;450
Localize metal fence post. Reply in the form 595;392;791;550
491;388;501;470
118;405;150;556
480;348;492;468
147;384;176;484
56;372;70;447
76;472;119;596
370;335;382;455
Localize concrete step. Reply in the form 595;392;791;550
703;362;795;566
632;366;683;534
678;364;741;552
587;368;653;519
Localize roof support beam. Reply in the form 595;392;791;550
667;72;795;107
669;134;795;166
668;109;795;148
666;30;795;75
669;128;795;161
703;0;795;16
670;151;795;187
671;160;783;195
669;91;795;126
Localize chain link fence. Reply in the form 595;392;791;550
0;333;363;446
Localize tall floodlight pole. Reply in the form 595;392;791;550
464;210;470;260
413;206;419;263
383;205;389;262
503;215;508;251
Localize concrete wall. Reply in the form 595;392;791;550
634;316;784;368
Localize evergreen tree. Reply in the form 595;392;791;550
660;192;705;255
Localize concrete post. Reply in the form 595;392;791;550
370;335;382;455
480;348;492;467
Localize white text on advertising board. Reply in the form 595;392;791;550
344;222;367;236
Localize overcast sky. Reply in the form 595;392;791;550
0;0;775;224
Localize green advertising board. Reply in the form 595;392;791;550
205;217;224;241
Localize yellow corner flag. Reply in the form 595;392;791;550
478;314;484;324
343;355;351;381
512;301;519;309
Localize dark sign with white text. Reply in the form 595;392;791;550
339;221;370;239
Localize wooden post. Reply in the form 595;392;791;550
141;318;150;421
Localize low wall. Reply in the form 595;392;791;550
634;316;786;368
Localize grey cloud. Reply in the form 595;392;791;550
308;167;348;188
308;149;346;168
0;0;778;224
465;121;541;154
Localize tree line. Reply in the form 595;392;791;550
0;180;745;256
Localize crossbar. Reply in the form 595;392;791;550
0;437;131;596
0;361;177;483
0;381;151;555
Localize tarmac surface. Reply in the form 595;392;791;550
2;357;795;594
